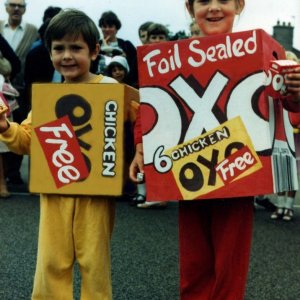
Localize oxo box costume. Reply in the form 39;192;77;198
137;29;298;201
30;83;139;195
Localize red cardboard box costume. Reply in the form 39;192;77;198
136;29;298;201
135;30;299;299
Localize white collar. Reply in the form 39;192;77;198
4;19;25;30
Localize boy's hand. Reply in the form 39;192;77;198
285;67;300;102
129;143;144;183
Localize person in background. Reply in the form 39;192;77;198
24;7;62;112
30;6;62;49
0;9;119;299
106;55;138;202
96;11;138;87
138;21;153;45
0;32;20;198
130;0;300;299
0;0;38;186
106;55;130;85
133;22;169;209
146;22;169;44
271;50;300;222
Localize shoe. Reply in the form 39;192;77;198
0;191;10;198
282;209;294;221
137;201;167;209
270;208;284;220
130;193;146;206
255;197;277;211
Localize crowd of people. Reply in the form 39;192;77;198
0;0;299;299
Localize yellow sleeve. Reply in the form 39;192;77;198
0;112;32;155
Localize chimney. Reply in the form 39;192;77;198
272;20;294;50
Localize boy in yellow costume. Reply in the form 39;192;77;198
0;9;118;300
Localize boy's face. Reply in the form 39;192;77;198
148;34;167;44
50;34;99;83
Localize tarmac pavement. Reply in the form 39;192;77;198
1;194;300;300
0;156;300;299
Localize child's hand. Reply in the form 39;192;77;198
102;36;110;46
285;67;300;102
129;143;144;183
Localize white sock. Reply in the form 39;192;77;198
285;197;295;209
277;195;285;208
137;183;146;196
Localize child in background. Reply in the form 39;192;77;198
134;22;169;209
106;55;138;203
106;55;130;84
130;0;300;299
147;23;169;44
0;37;20;198
97;11;138;87
271;50;300;221
138;21;154;45
0;9;118;299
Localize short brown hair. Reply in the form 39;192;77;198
44;9;100;53
147;23;169;39
98;11;121;30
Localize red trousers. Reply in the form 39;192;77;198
179;197;254;300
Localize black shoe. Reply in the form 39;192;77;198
129;193;146;206
255;197;277;211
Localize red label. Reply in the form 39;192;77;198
216;146;258;184
34;116;89;188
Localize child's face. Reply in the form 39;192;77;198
50;34;99;83
111;65;126;83
101;24;118;41
187;0;244;37
148;34;167;44
139;30;148;45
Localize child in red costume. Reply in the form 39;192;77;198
130;1;300;299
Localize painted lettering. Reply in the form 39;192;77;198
102;100;118;176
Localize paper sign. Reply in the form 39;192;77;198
164;117;261;199
34;116;89;188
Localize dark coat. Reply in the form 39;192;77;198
0;33;21;80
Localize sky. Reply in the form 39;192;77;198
0;0;299;49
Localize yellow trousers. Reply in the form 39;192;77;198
31;194;115;300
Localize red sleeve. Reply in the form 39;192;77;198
134;107;143;145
